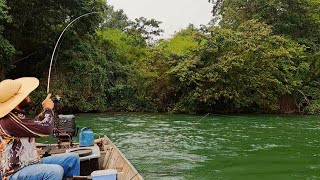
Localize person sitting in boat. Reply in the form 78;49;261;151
0;77;80;180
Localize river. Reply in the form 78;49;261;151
42;113;320;179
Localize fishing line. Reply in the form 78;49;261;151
195;113;210;123
47;12;99;94
129;113;210;180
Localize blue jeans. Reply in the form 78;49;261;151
9;153;80;180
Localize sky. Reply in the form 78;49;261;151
106;0;213;38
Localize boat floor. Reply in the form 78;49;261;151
37;136;143;180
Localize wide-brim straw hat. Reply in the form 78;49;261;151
0;77;39;118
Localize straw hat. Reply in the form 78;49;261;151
0;77;39;118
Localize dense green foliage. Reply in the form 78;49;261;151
0;0;319;114
0;0;14;80
210;0;320;114
170;21;305;113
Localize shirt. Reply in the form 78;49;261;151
0;109;54;179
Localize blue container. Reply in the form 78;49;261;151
79;127;94;147
91;169;117;180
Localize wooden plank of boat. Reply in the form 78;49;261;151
37;136;144;180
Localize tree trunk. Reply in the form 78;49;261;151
0;66;5;81
279;95;298;114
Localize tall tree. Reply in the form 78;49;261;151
142;26;204;112
211;0;320;43
4;0;105;79
102;6;130;31
129;17;163;46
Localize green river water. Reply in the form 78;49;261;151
42;113;320;180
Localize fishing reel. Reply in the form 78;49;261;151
51;94;61;105
52;94;63;114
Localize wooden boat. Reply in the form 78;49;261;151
37;136;144;180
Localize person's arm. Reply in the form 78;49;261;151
0;94;55;137
20;108;54;136
25;94;55;136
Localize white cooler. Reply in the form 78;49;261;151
91;169;117;180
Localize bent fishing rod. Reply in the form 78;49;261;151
47;12;99;94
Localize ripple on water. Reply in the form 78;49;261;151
246;144;291;152
126;123;143;127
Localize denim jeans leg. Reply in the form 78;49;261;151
9;164;64;180
41;152;80;178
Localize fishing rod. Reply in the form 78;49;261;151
47;11;99;94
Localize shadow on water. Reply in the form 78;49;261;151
39;113;320;180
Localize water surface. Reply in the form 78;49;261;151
45;114;320;179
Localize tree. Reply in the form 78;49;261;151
0;0;14;80
211;0;320;42
102;5;130;31
168;21;305;113
129;17;163;46
4;0;105;79
210;0;320;114
2;0;109;113
141;26;203;112
97;26;154;112
101;6;164;47
44;34;108;112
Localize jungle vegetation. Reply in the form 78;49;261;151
0;0;319;115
